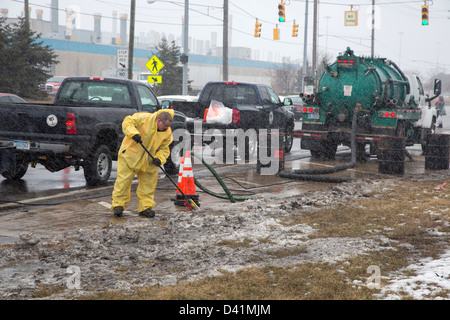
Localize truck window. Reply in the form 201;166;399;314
200;83;258;106
259;86;280;105
137;84;159;113
266;86;281;104
58;80;131;107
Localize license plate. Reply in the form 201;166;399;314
13;140;30;150
308;113;320;120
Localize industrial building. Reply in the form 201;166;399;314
2;1;284;92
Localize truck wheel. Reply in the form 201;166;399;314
164;141;183;175
83;144;112;186
1;157;28;180
244;135;258;161
284;128;294;153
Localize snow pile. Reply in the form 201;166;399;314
380;250;450;299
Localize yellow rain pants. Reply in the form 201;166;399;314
111;109;174;213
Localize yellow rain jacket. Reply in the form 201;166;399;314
119;109;174;171
111;109;174;212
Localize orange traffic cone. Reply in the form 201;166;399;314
174;150;200;207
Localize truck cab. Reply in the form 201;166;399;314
406;73;437;133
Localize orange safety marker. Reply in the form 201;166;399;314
174;151;200;207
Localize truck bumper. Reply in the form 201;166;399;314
0;139;70;158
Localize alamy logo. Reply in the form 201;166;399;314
172;124;284;175
66;265;81;289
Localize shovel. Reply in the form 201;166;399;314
138;141;199;211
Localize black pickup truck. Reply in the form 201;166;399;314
163;81;295;161
0;77;186;186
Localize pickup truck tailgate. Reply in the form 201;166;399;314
0;104;71;137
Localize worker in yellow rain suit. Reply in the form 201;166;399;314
111;109;174;218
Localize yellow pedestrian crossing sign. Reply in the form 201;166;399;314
148;75;162;84
146;55;164;75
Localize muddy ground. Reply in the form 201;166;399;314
0;170;449;300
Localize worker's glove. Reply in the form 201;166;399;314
132;134;142;144
152;157;162;167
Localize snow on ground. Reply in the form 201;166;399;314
379;250;450;299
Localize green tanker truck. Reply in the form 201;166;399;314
293;47;441;160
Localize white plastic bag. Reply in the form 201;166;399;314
205;100;232;124
437;114;443;127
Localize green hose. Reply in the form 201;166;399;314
191;151;254;203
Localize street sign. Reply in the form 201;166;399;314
117;49;129;69
344;10;358;26
116;69;127;79
146;55;164;75
148;75;162;84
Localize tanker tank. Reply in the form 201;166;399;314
313;47;410;121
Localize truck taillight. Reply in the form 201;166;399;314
232;109;240;124
379;111;397;118
66;112;77;134
303;107;320;113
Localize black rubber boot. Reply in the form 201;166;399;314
113;206;123;217
138;208;155;218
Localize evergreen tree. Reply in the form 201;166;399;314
152;38;191;95
0;16;58;99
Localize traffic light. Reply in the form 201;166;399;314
292;21;299;37
254;19;262;37
273;27;280;40
278;3;285;22
421;5;429;25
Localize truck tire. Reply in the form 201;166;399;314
244;133;258;161
83;144;112;186
284;128;294;153
164;141;183;175
1;157;28;180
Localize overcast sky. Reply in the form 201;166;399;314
4;0;450;81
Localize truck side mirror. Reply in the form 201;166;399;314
283;98;293;106
434;79;441;96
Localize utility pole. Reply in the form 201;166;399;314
24;0;30;32
223;0;229;81
128;0;135;79
182;0;189;94
301;0;309;92
371;0;375;58
312;0;317;73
